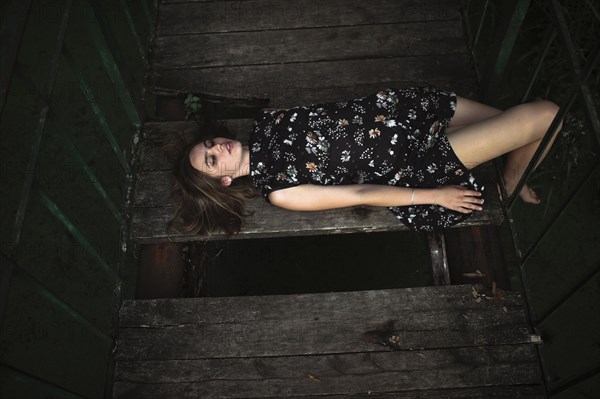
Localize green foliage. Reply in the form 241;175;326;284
184;94;202;119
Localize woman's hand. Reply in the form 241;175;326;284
435;185;484;213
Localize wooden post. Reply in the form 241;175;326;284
428;230;450;286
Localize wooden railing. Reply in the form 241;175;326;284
463;0;600;396
0;0;154;397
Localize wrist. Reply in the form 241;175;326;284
411;187;439;206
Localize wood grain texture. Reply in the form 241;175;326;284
114;384;544;399
134;0;498;244
113;285;543;398
150;56;475;108
152;21;464;68
119;284;525;326
116;286;530;360
157;0;460;35
114;349;540;397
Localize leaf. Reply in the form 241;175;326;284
492;281;504;302
307;372;321;382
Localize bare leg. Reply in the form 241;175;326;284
445;97;562;204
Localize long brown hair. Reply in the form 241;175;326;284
163;124;258;237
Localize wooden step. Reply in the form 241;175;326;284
113;284;544;398
129;120;503;243
133;0;505;243
148;0;477;107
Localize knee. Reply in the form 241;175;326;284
538;100;562;130
528;100;562;137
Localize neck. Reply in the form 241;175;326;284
236;145;251;178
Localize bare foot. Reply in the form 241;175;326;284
497;180;541;204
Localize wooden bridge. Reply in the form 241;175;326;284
114;0;544;397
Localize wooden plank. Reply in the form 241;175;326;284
129;193;504;243
428;230;450;285
157;0;460;35
131;201;406;242
152;21;465;69
116;307;530;360
114;383;544;399
113;285;543;396
152;80;478;110
115;347;540;384
116;285;532;360
149;55;475;108
113;347;541;398
119;285;525;326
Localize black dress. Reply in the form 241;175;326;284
248;87;484;232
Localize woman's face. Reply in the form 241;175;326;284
189;137;245;178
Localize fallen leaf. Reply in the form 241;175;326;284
307;372;321;382
492;281;504;302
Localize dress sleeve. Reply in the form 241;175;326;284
249;110;302;202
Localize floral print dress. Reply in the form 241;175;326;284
249;86;484;232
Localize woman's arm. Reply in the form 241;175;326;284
268;184;483;213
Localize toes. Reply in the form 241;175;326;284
523;186;541;204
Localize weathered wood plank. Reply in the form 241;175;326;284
113;286;542;396
115;346;539;383
116;285;531;361
119;285;525;326
150;55;475;108
152;81;478;111
114;347;541;398
157;0;460;35
152;21;464;69
130;201;404;242
130;193;504;243
116;308;531;361
114;383;544;399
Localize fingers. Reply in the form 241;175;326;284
459;200;484;213
460;192;484;213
